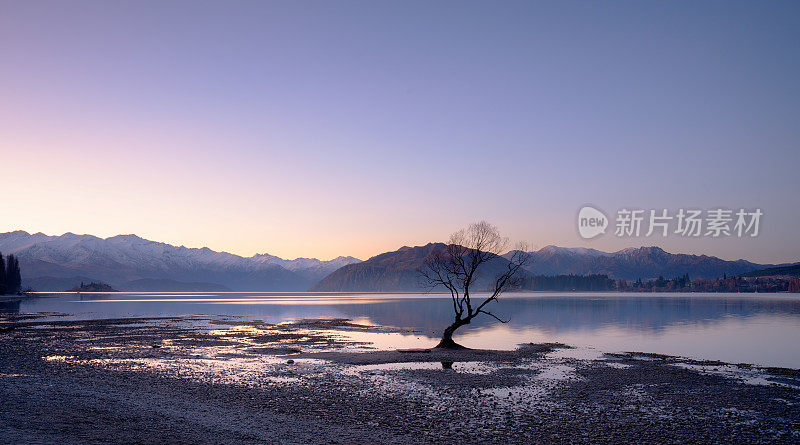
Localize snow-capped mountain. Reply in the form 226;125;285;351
250;253;361;281
506;245;768;280
1;230;778;292
0;231;361;291
536;245;610;257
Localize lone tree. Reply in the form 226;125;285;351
420;221;529;348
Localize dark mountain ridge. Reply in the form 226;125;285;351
740;264;800;278
310;243;448;292
310;243;529;292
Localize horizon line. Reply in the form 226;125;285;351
1;228;796;265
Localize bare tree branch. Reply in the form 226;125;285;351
477;309;509;324
418;222;530;348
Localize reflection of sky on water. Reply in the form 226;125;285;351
449;314;800;368
4;292;800;367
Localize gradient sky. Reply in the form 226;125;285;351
2;1;799;263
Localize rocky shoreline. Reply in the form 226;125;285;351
1;314;799;444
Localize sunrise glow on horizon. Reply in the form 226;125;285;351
3;1;799;263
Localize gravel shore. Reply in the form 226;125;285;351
1;314;799;444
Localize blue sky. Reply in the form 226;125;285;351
1;1;798;262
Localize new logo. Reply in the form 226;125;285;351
578;206;608;239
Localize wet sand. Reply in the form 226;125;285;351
1;314;799;444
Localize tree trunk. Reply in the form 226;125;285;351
435;318;470;349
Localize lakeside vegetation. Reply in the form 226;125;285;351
524;273;800;293
0;252;22;295
522;274;616;291
69;281;118;292
619;275;800;293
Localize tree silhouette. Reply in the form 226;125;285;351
2;254;22;294
0;253;6;295
10;255;21;293
419;221;529;348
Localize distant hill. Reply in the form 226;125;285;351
310;243;528;292
23;275;232;292
21;276;97;293
505;245;772;281
120;278;232;292
0;231;360;291
740;264;800;277
310;243;444;292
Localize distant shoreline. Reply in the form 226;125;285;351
17;289;800;295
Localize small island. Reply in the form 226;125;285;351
69;281;118;292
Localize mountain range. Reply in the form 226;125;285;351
509;245;771;281
0;231;792;292
310;245;787;292
0;231;359;291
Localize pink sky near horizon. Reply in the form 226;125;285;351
2;1;799;264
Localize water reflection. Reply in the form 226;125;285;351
0;299;21;313
5;292;800;367
314;294;800;335
7;292;800;333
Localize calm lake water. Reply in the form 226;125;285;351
4;292;800;368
